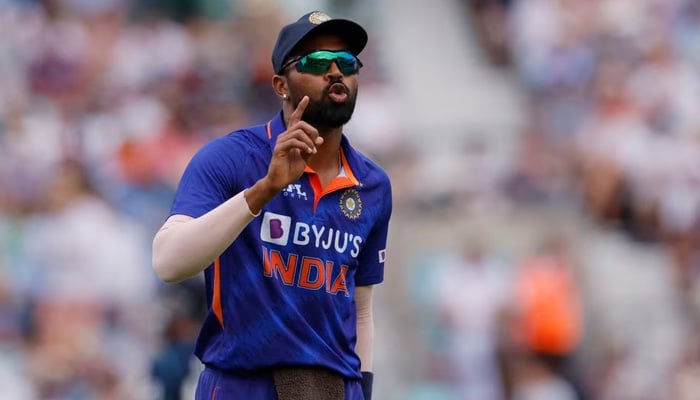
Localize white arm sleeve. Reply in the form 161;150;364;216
152;190;259;282
355;285;375;372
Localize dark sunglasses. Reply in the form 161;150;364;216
280;50;363;76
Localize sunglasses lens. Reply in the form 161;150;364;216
296;51;361;75
335;53;360;74
298;57;332;74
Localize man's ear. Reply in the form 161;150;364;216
272;75;288;101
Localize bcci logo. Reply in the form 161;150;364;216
308;11;331;24
339;189;362;220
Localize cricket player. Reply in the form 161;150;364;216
152;10;392;400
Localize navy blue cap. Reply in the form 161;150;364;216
272;11;368;74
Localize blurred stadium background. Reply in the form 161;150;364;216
1;0;699;399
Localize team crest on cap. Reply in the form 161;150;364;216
308;11;331;24
339;189;362;220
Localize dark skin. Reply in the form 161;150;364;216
245;34;360;213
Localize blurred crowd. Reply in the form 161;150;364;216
2;0;700;399
406;0;700;399
507;0;700;297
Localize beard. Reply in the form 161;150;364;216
292;87;358;129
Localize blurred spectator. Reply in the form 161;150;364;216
461;0;513;66
504;234;587;400
434;239;511;400
24;159;153;306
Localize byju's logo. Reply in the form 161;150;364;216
260;212;365;256
261;212;291;245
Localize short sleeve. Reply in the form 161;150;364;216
354;182;392;286
169;136;247;218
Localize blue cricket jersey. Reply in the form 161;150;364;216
169;112;392;379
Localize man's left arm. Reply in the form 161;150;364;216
355;285;374;399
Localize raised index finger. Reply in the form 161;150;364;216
288;96;309;126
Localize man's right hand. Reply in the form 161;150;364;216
245;96;324;213
266;96;323;190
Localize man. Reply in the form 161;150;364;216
152;10;392;400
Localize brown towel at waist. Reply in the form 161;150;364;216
273;367;345;400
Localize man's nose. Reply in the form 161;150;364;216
324;60;343;79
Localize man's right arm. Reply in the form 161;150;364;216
152;181;278;283
153;97;320;283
